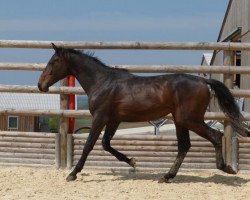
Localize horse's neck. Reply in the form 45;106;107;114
69;55;107;95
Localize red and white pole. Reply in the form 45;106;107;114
68;75;75;134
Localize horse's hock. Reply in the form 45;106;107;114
0;40;250;173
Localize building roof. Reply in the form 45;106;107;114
210;0;233;65
217;0;233;42
0;93;60;110
201;53;213;65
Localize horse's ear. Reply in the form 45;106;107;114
51;43;60;54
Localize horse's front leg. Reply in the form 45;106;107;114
66;115;106;181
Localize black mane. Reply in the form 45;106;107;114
64;48;129;73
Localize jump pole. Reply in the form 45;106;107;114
66;76;75;169
68;75;75;134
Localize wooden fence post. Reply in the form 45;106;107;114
55;133;61;168
223;50;238;171
67;134;73;169
59;78;69;168
232;137;239;171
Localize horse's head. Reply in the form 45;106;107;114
38;43;69;92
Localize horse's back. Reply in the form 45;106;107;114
110;74;210;122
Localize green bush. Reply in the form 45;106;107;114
49;118;60;133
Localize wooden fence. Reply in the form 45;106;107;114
239;138;250;170
0;40;250;172
0;131;60;167
68;134;217;171
68;134;250;171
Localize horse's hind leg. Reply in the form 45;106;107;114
185;121;236;174
102;122;136;168
159;125;190;183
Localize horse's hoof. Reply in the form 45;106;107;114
66;174;77;182
223;165;237;174
158;177;172;183
129;157;136;168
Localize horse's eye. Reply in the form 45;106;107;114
54;58;59;63
51;59;59;65
50;56;60;64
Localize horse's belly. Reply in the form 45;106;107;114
115;105;171;122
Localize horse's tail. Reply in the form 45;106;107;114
204;78;250;137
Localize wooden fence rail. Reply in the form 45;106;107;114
2;40;250;51
0;85;85;95
1;109;250;122
1;85;250;97
3;62;250;74
0;109;91;118
2;63;250;98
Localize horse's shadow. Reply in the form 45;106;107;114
172;174;248;186
97;170;249;187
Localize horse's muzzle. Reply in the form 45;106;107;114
38;82;49;92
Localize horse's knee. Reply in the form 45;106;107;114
178;140;191;153
102;137;110;151
177;133;191;153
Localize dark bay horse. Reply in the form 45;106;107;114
38;43;249;183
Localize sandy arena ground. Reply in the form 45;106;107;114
0;166;249;200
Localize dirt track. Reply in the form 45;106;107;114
0;167;249;200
